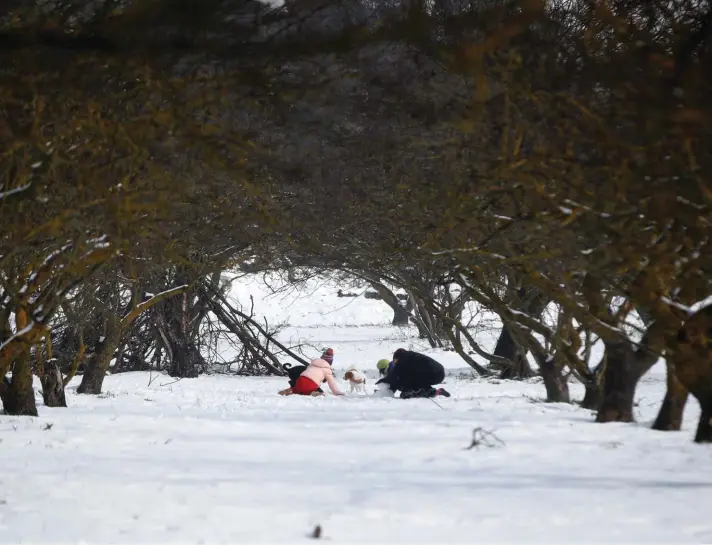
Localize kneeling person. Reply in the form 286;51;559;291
279;355;344;397
281;348;335;394
376;348;450;399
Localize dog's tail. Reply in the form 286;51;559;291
283;363;293;370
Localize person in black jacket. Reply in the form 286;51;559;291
376;348;451;398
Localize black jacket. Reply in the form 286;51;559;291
376;351;445;392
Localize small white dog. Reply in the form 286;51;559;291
343;365;367;394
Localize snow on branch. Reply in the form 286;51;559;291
663;295;712;316
120;284;190;331
0;323;35;353
0;182;32;200
689;295;712;314
429;247;506;259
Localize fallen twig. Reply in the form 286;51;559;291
465;427;505;450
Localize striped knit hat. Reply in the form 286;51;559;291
321;348;334;365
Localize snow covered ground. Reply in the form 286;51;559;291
1;274;711;543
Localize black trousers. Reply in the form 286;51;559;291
397;366;445;398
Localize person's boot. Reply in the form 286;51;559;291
435;388;451;398
402;388;434;399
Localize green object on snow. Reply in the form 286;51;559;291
377;359;390;371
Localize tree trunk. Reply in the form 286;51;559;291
1;308;38;415
494;326;517;361
415;298;448;346
580;363;602;410
368;281;412;327
413;300;440;347
538;355;570;403
112;339;127;374
76;349;112;395
694;400;712;443
673;305;712;443
493;328;535;379
493;327;535;379
499;351;535;380
167;340;202;378
652;360;688;431
581;382;601;410
494;286;548;380
1;354;38;416
77;321;120;395
392;303;410;326
596;326;659;423
597;344;638;422
41;359;67;408
402;292;436;345
156;290;206;378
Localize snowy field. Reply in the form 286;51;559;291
2;274;712;543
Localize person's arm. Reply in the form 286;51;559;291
325;373;344;395
376;361;395;384
377;367;399;392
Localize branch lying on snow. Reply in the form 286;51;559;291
204;299;284;375
465;427;505;450
199;280;310;369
